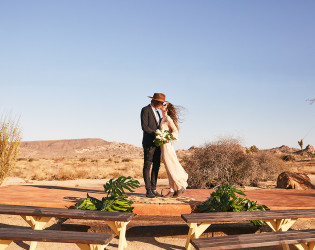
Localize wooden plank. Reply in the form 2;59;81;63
0;228;113;245
190;229;315;250
181;209;315;223
0;204;133;221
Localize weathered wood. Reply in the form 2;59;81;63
182;209;315;223
191;229;315;250
0;204;133;221
0;204;132;249
0;228;113;245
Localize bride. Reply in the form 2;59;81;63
160;103;188;198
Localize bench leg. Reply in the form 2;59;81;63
265;218;298;250
21;216;52;250
105;221;129;250
295;242;315;250
0;240;12;250
265;218;298;232
21;216;52;230
77;243;109;250
185;222;211;250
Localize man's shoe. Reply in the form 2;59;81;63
146;190;156;198
152;190;163;197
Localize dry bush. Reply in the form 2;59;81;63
11;157;169;181
0;117;22;185
184;137;283;188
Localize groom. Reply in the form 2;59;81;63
140;93;166;198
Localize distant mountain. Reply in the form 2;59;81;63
19;138;143;159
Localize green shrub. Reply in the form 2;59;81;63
196;184;269;225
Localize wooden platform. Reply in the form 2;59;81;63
0;185;315;216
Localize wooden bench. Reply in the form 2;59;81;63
190;228;315;250
0;204;134;250
0;228;113;250
181;209;315;250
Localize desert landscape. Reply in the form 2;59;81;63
6;138;315;187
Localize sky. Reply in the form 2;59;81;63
1;1;315;150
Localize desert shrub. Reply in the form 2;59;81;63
79;157;87;162
0;117;22;185
122;158;132;162
246;145;259;154
281;154;295;162
184;137;282;188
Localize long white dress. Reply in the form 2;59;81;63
160;115;188;191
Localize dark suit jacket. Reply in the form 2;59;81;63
141;105;160;146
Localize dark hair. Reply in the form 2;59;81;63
167;103;179;130
151;99;163;107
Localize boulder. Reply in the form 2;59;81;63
276;171;315;190
305;144;315;154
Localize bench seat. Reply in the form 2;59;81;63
0;228;113;250
191;229;315;250
0;204;133;250
181;209;315;249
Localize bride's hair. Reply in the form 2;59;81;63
167;103;182;130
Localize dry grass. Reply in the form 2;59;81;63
11;158;169;181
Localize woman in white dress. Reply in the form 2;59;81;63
160;103;188;198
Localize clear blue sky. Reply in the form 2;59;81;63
1;1;315;150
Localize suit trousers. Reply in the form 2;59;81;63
143;145;161;191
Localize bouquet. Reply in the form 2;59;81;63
153;129;176;146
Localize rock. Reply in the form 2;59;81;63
305;144;315;154
276;171;315;190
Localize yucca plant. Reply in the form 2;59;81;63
196;184;269;225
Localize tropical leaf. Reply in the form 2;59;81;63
103;176;140;197
61;176;139;220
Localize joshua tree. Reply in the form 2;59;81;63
298;139;304;154
0;116;22;185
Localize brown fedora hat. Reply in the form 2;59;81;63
148;93;167;103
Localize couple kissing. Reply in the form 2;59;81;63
140;93;188;198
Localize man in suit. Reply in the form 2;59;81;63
140;93;166;198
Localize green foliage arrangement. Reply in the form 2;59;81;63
195;184;269;225
74;176;140;212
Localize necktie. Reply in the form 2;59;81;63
156;111;161;124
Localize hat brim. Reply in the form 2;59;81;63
148;96;167;103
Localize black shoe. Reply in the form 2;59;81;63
152;190;163;197
146;190;156;198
